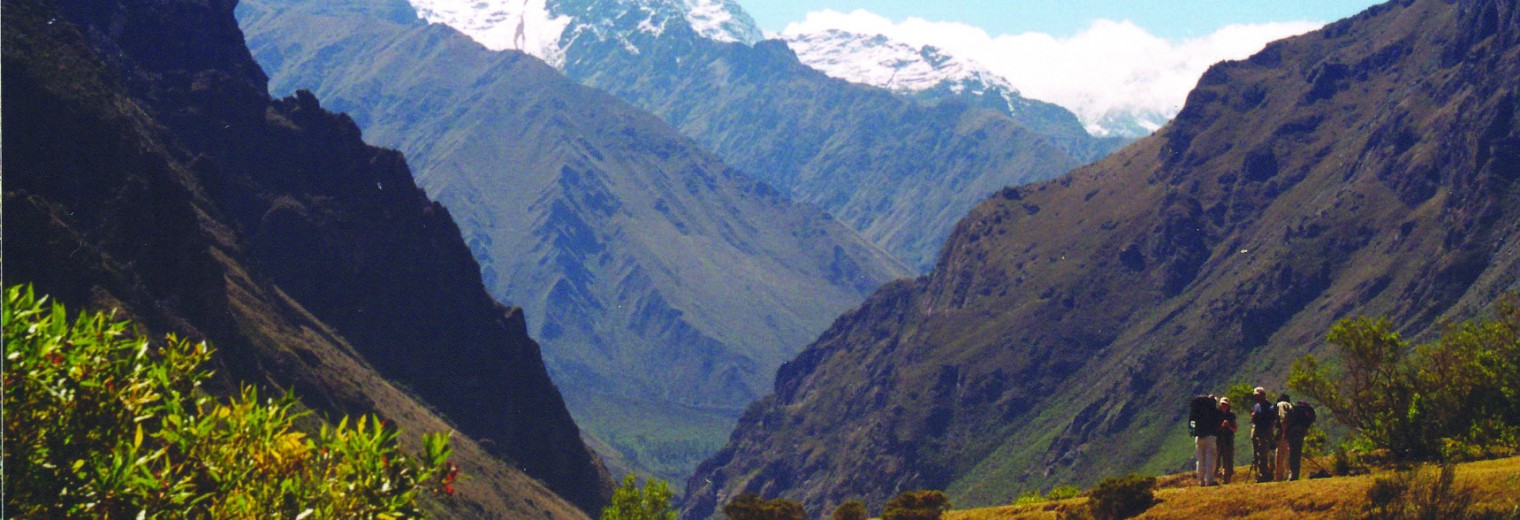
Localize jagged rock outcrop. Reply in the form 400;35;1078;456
684;0;1520;516
2;0;613;514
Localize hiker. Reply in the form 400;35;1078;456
1216;397;1238;484
1274;393;1294;481
1189;394;1221;486
1250;387;1275;482
1283;397;1316;480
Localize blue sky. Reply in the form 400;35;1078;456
746;1;1384;39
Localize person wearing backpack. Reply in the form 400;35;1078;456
1273;394;1294;481
1249;387;1275;483
1284;399;1316;480
1216;397;1238;484
1189;394;1222;486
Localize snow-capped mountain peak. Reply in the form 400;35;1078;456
781;28;1015;95
404;0;760;68
781;27;1165;138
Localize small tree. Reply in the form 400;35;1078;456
601;474;675;520
724;493;806;520
1288;317;1421;456
831;500;868;520
1289;294;1520;460
882;490;950;520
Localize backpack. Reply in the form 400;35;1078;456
1290;401;1317;431
1188;395;1217;437
1252;401;1276;428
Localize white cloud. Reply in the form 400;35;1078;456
781;10;1321;134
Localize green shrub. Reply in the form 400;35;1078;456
601;474;675;520
1013;485;1080;506
1047;485;1082;501
1012;489;1047;506
831;500;868;520
1289;293;1520;461
3;285;454;518
723;493;806;520
882;490;950;520
1085;474;1155;520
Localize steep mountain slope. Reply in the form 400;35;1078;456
391;0;1112;271
237;0;908;484
2;0;612;515
684;0;1520;516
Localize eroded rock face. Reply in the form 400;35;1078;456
2;0;612;514
684;0;1520;517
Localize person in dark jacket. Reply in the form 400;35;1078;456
1250;387;1275;482
1190;395;1221;486
1216;397;1238;484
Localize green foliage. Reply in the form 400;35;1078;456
1224;382;1256;418
601;474;675;520
1288;294;1520;461
1047;485;1081;501
723;493;806;520
1013;485;1081;506
3;285;455;518
831;500;868;520
1084;475;1156;520
882;490;951;520
1012;489;1047;506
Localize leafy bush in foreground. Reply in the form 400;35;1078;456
3;285;454;518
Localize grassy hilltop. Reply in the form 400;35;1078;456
950;457;1520;519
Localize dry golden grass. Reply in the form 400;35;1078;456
948;457;1520;520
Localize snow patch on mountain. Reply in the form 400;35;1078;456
781;29;1010;94
683;0;761;44
405;0;759;67
408;0;573;66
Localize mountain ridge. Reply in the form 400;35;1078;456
683;0;1520;516
385;0;1119;271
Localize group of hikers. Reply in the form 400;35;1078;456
1189;387;1317;486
